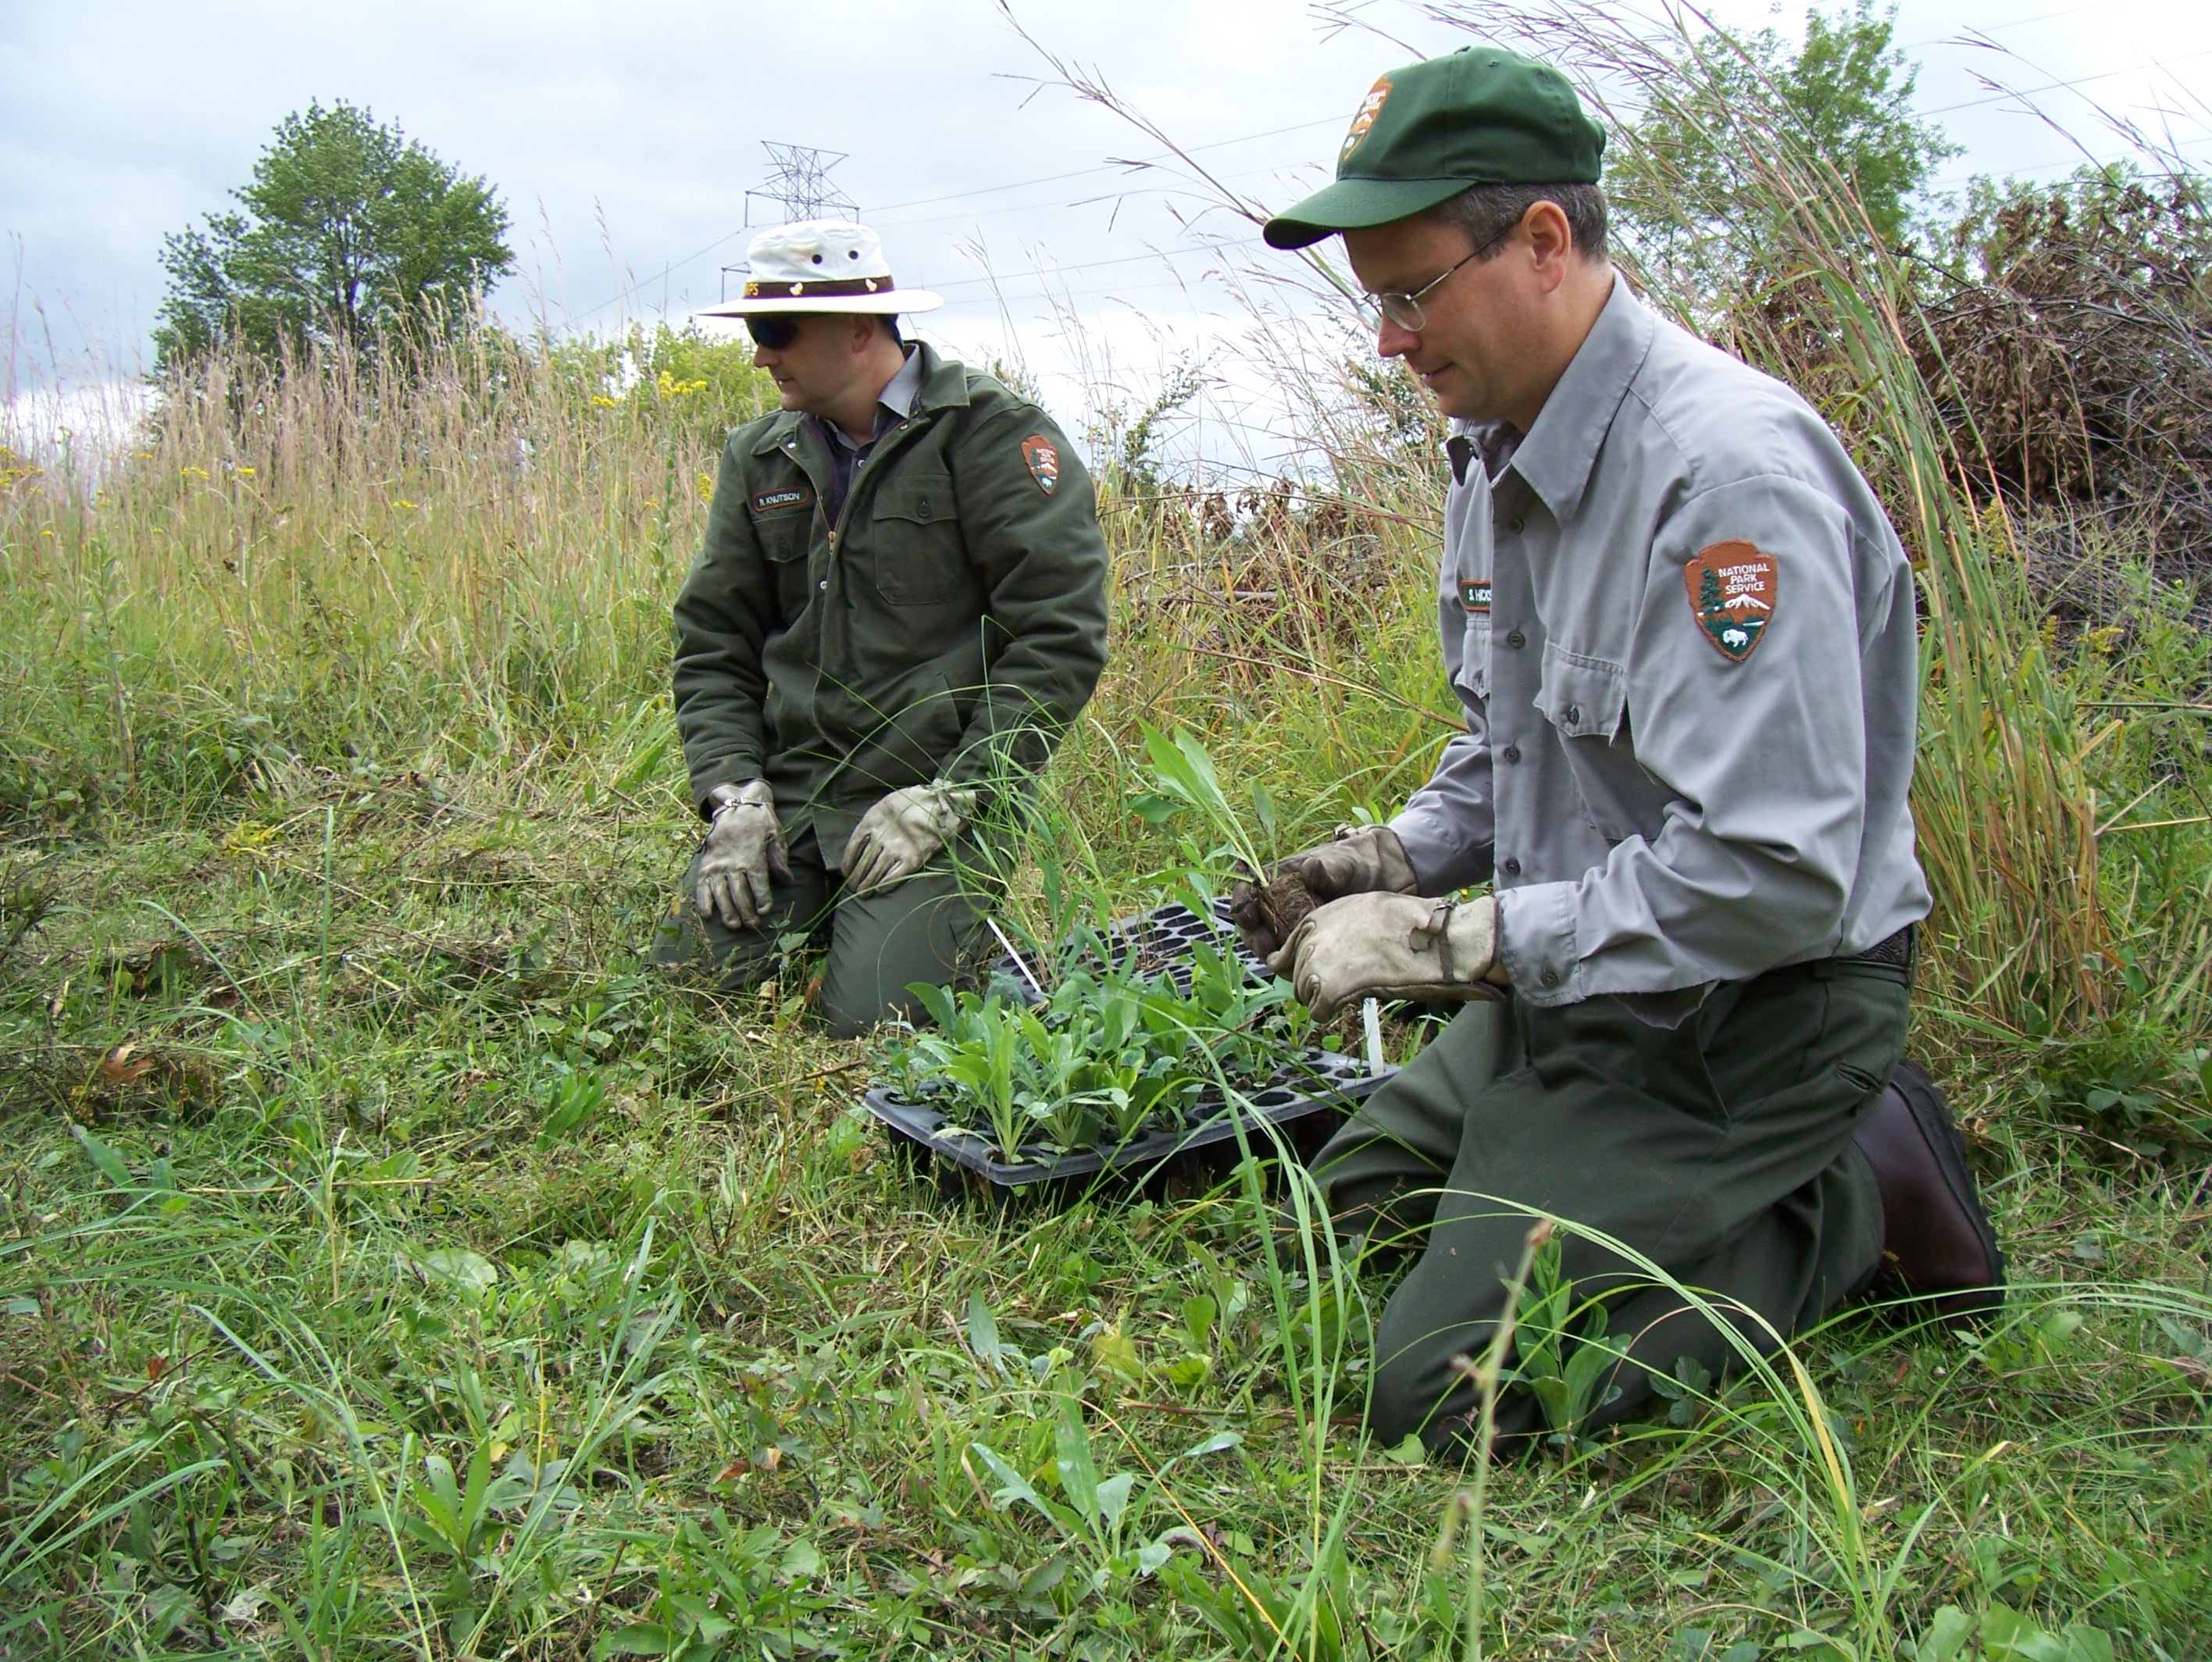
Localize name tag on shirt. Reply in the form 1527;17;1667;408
1460;580;1492;615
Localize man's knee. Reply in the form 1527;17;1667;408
1366;1289;1479;1450
815;976;912;1040
819;874;983;1036
1367;1350;1448;1450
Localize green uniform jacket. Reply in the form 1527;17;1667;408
673;344;1111;858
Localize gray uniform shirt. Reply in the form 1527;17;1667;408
1390;272;1931;1017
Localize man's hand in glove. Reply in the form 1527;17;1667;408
1229;823;1421;959
1269;893;1508;1019
696;780;791;929
841;780;978;897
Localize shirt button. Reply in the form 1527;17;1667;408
1565;704;1582;724
1502;857;1521;876
1506;629;1525;649
917;498;932;519
1540;968;1559;988
1509;516;1525;533
1503;744;1522;764
818;580;828;590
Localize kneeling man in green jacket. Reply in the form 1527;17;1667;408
654;220;1111;1035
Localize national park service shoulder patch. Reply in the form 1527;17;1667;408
1684;540;1776;662
1020;434;1061;495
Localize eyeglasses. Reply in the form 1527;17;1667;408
744;316;802;351
1365;219;1518;332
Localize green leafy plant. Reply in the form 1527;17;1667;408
965;1396;1238;1589
1129;722;1272;879
1507;1235;1629;1448
882;931;1315;1162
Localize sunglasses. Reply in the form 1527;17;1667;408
744;316;803;350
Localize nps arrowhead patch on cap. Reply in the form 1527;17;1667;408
1020;435;1061;495
1685;540;1777;662
1341;75;1393;160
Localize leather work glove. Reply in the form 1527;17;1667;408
695;779;790;929
1269;892;1507;1020
840;780;978;897
1229;823;1421;959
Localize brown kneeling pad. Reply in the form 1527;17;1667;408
1853;1057;2006;1326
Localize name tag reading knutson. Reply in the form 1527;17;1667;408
751;484;815;515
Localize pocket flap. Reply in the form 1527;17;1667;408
1535;644;1626;740
873;471;954;525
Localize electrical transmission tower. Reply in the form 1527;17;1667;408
722;141;860;301
748;142;857;224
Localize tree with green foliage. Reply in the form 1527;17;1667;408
154;101;513;369
1610;0;1956;291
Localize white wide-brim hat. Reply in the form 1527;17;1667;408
695;219;944;317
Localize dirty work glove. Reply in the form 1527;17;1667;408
840;780;978;897
695;780;790;929
1269;893;1505;1020
1229;823;1421;959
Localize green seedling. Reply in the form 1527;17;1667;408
965;1395;1239;1589
886;936;1311;1161
1507;1235;1627;1446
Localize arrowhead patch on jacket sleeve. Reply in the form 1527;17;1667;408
1019;435;1061;495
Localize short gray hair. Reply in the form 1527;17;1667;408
1425;181;1608;263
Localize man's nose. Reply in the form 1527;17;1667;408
751;345;774;369
1376;316;1419;358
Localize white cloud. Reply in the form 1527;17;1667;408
5;0;2205;451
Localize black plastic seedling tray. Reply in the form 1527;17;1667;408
865;1047;1396;1190
988;897;1269;1002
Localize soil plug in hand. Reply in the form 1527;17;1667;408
1229;823;1421;959
842;780;977;897
695;779;790;928
1271;893;1507;1019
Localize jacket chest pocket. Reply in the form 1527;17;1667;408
753;512;814;619
872;471;969;606
1534;644;1647;843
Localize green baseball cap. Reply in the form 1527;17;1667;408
1263;47;1607;250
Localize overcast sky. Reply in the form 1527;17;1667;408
5;0;2210;462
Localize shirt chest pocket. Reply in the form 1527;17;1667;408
872;471;969;606
1454;608;1490;699
1534;644;1648;843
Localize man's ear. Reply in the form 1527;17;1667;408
847;313;879;355
1522;199;1575;290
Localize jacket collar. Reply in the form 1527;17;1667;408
1497;269;1652;523
750;341;969;455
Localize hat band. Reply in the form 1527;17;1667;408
741;274;898;299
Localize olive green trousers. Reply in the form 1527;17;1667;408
1313;958;1909;1453
648;828;990;1038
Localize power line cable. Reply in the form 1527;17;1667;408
1896;0;2121;52
1918;44;2212;118
565;115;1340;326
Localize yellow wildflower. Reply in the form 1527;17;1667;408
234;465;255;477
658;370;708;398
181;466;209;480
391;499;418;511
592;394;621;409
697;472;715;502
